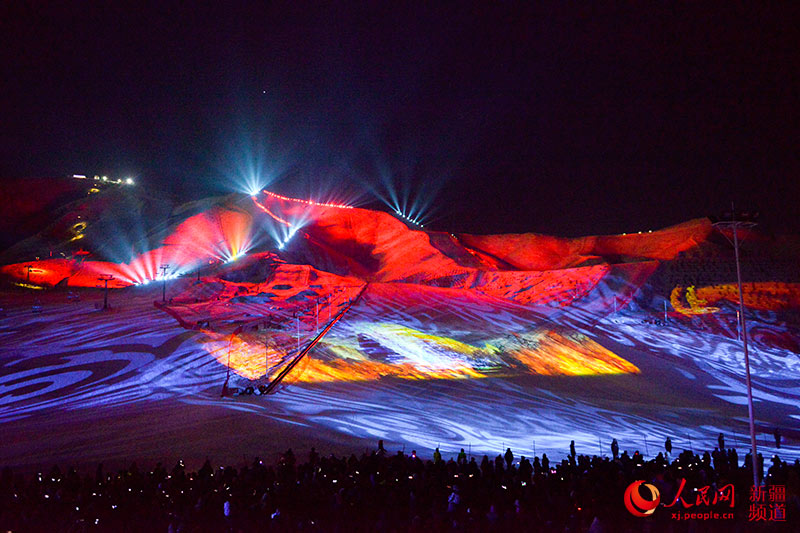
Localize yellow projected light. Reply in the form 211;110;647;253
203;321;638;384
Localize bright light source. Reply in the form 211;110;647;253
72;174;87;179
125;178;134;185
101;176;108;181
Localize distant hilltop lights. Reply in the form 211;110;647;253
72;174;135;185
251;189;426;229
258;189;354;209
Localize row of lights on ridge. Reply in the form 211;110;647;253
73;174;135;185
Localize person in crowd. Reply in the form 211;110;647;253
457;448;467;465
447;484;460;514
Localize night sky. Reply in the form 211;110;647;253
2;3;798;236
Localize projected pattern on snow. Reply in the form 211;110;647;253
195;283;640;383
671;283;800;315
3;190;798;390
152;193;796;396
1;191;800;462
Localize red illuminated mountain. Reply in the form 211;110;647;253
2;187;798;324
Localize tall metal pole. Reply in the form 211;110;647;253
732;217;759;488
265;337;269;382
714;206;759;489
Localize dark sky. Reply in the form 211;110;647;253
2;2;798;236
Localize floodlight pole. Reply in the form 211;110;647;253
714;206;759;488
160;264;170;303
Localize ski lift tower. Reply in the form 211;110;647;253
159;264;170;302
98;275;115;310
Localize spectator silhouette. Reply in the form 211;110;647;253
457;448;467;465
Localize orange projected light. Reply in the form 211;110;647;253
508;330;640;376
204;321;638;384
671;282;800;315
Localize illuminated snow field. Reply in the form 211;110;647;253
1;192;799;471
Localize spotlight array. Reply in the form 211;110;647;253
136;272;180;286
394;209;425;228
223;252;244;263
277;226;300;250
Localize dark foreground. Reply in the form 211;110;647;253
1;444;797;532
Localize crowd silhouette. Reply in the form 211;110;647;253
0;441;797;531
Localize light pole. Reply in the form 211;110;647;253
25;265;33;282
98;275;114;310
159;264;170;303
714;206;759;488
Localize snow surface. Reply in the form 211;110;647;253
1;279;797;474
